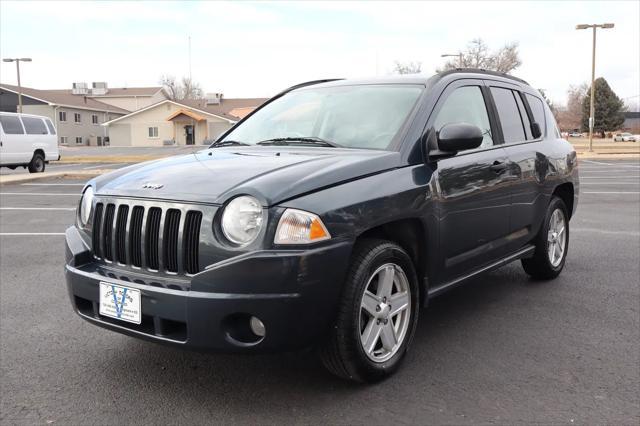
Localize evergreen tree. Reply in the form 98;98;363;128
581;78;626;136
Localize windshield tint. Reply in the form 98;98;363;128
220;84;423;150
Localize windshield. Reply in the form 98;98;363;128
219;84;423;150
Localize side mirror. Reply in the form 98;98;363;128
531;122;542;139
437;123;483;152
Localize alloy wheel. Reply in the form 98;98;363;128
547;208;566;267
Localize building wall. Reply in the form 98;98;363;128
22;104;123;146
92;90;167;112
208;121;233;141
107;124;133;147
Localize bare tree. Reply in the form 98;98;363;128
393;61;422;75
159;75;204;100
438;38;522;74
556;83;588;131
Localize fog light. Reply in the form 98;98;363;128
250;316;265;337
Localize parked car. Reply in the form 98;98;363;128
613;132;638;142
64;70;579;383
568;131;583;137
0;112;60;172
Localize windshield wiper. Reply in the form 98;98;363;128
210;140;250;148
256;137;342;148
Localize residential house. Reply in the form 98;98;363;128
0;82;168;146
622;111;640;133
103;95;267;146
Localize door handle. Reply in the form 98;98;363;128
490;160;508;173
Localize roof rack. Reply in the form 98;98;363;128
438;68;529;85
278;79;344;95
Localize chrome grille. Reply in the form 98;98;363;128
92;201;203;275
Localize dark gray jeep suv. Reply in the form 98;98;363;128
65;70;579;382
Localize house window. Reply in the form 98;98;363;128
75;136;83;145
92;114;99;125
74;113;81;123
148;126;159;138
59;111;67;122
60;136;68;145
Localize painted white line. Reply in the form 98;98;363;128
83;163;123;170
583;191;640;194
21;183;86;186
0;207;75;211
581;160;640;168
0;233;65;236
580;182;639;185
0;192;79;196
573;228;640;237
580;176;640;179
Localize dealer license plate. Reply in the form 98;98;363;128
99;282;141;324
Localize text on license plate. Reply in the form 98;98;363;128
99;282;141;324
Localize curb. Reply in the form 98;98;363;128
0;169;112;185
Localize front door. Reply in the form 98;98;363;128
428;80;514;282
185;125;194;145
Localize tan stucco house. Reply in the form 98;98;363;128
103;97;267;146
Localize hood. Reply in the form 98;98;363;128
93;147;400;206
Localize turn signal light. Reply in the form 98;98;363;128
274;209;331;245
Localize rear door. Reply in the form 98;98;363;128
486;83;549;252
429;80;514;282
0;114;27;164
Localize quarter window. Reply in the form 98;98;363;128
433;85;494;148
490;87;526;144
148;127;158;138
45;119;56;135
0;115;25;134
92;114;99;125
59;111;67;122
74;113;81;123
22;117;49;135
525;94;546;133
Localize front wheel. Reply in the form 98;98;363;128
320;239;420;383
522;196;569;279
28;152;45;173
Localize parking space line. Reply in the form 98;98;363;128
581;160;640;168
580;176;640;179
0;192;80;196
0;207;75;211
0;233;65;236
21;183;86;186
583;191;640;194
83;163;124;170
580;182;639;185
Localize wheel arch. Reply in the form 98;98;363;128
552;182;574;219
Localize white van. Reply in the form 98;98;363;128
0;112;60;173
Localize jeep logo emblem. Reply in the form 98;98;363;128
142;182;164;189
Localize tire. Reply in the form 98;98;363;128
521;196;569;280
320;239;420;383
28;152;45;173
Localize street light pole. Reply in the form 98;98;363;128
441;53;463;68
576;23;614;152
2;57;32;113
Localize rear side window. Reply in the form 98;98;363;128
22;117;49;135
525;93;546;132
45;119;56;135
514;93;532;140
490;87;527;143
0;115;25;134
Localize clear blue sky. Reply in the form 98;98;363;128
1;1;638;108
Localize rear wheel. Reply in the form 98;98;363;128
320;239;420;383
28;152;45;173
521;196;569;279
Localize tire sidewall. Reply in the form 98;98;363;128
30;154;45;173
347;243;420;380
542;198;570;273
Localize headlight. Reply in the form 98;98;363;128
79;186;94;226
274;209;331;245
221;195;264;245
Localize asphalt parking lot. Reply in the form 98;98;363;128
1;159;638;424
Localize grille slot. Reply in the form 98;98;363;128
115;205;129;264
145;207;162;270
90;200;204;275
183;211;202;275
92;203;104;258
129;206;144;267
103;204;116;261
163;209;181;273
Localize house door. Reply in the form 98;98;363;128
185;125;195;145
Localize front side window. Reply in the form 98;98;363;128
148;127;158;138
0;115;25;134
22;117;49;135
433;85;494;149
220;84;423;150
74;113;81;123
45;119;56;135
59;111;67;122
490;87;526;144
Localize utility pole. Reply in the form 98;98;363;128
441;53;463;68
576;23;614;152
2;57;32;113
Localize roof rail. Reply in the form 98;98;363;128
277;79;344;95
438;68;529;85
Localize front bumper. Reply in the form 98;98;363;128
64;226;353;352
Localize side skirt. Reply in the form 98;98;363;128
426;244;535;300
